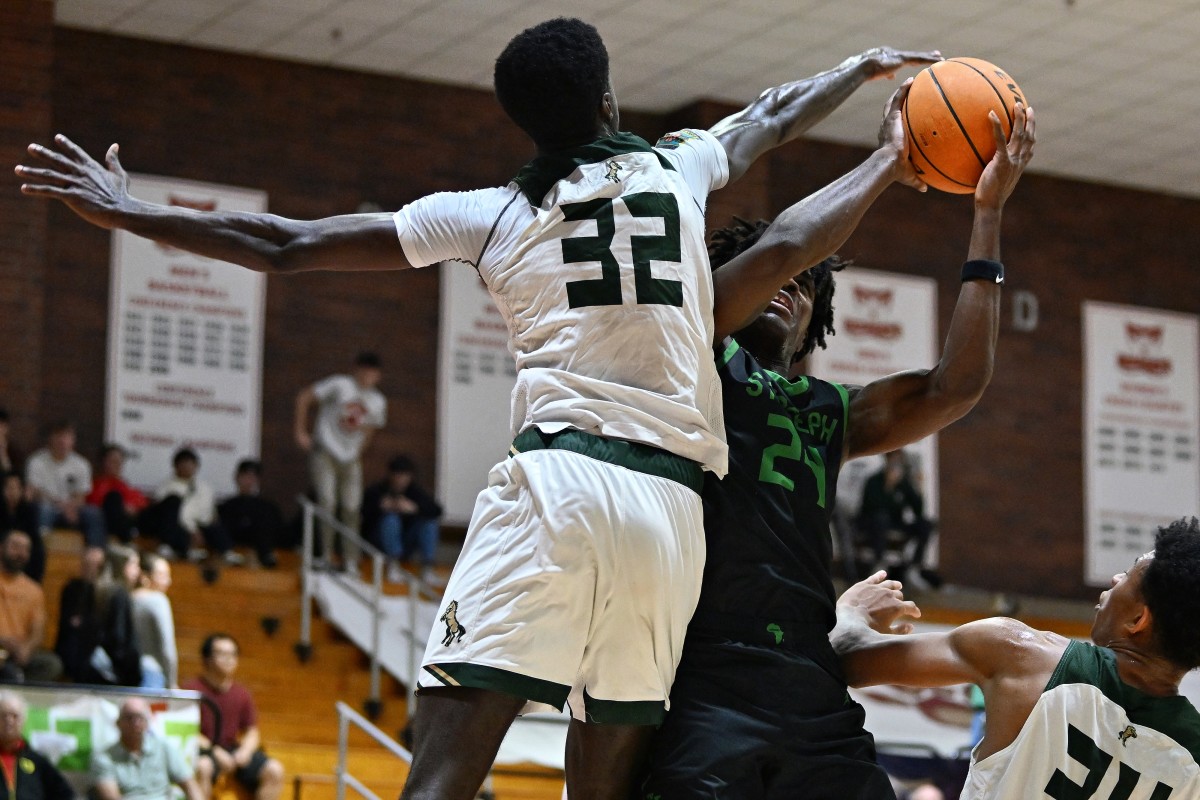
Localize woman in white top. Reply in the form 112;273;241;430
131;551;178;688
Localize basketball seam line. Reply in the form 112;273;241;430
957;60;1016;130
906;83;974;190
929;68;988;171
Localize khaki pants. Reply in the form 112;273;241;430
309;448;363;565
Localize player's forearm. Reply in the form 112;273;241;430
830;608;891;687
713;147;900;338
714;54;878;182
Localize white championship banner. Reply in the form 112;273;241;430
806;268;940;521
1083;301;1200;586
17;687;202;793
106;175;267;496
436;262;518;525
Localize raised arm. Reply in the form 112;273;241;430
17;136;407;273
844;104;1036;459
713;47;941;182
712;82;923;339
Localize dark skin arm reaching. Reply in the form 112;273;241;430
712;82;926;340
844;103;1036;459
17;136;407;273
713;47;941;183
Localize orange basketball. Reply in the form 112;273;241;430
903;58;1027;194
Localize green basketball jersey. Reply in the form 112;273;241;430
964;640;1200;799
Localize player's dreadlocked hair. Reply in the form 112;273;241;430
494;18;611;151
1140;516;1200;669
707;217;848;363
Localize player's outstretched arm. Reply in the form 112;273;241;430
712;47;941;182
712;82;924;340
844;103;1036;459
16;135;408;273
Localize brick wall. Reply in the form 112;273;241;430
24;28;1200;597
0;1;53;447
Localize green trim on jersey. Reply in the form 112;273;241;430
830;381;850;436
423;662;570;710
511;427;704;493
1047;640;1200;763
717;337;741;370
512;132;675;206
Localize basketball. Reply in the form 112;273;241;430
904;58;1027;194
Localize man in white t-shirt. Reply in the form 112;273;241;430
19;16;936;798
294;351;387;570
24;420;106;547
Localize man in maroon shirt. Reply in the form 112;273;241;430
182;634;284;800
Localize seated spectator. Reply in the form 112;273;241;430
54;545;106;683
0;531;62;682
0;408;26;476
87;444;149;544
216;460;282;569
0;690;73;800
0;473;44;583
184;634;284;800
141;449;236;565
857;450;939;589
92;697;204;800
91;545;145;687
132;552;178;689
24;420;106;547
361;455;443;584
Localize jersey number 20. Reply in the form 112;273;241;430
561;193;683;308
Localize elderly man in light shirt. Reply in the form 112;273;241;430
92;698;204;800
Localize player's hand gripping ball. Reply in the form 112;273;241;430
903;57;1027;193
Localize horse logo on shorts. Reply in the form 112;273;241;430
440;600;467;646
1118;725;1138;747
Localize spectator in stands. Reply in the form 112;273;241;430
92;697;204;800
0;409;25;476
132;552;178;689
0;690;73;800
142;449;237;565
87;444;149;544
294;352;387;572
184;634;284;800
0;530;61;682
217;460;282;569
0;473;44;583
25;420;106;548
857;449;939;589
54;545;106;682
91;545;144;687
361;455;443;584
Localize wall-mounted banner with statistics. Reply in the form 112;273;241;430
436;263;518;525
106;175;267;496
1083;301;1200;586
806;268;940;520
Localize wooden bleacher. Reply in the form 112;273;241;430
40;532;564;800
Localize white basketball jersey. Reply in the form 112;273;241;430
964;641;1200;800
394;130;729;475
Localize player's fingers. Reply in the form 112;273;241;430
55;133;93;163
987;110;1007;154
892;622;915;635
866;570;889;584
13;165;72;186
902;600;922;618
18;182;73;198
881;579;903;591
26;141;81;172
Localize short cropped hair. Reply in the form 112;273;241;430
388;455;415;474
173;447;199;467
1141;517;1200;669
236;459;262;477
707;217;848;362
494;18;610;150
201;633;239;659
354;352;382;369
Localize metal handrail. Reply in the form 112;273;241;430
334;701;411;800
296;495;440;719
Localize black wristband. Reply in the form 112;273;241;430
961;259;1004;284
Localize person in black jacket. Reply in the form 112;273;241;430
0;474;43;584
857;449;937;588
216;460;283;569
0;690;74;800
360;455;442;584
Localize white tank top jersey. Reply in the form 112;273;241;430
393;128;730;475
964;641;1200;800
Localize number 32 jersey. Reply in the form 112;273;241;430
392;129;729;475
